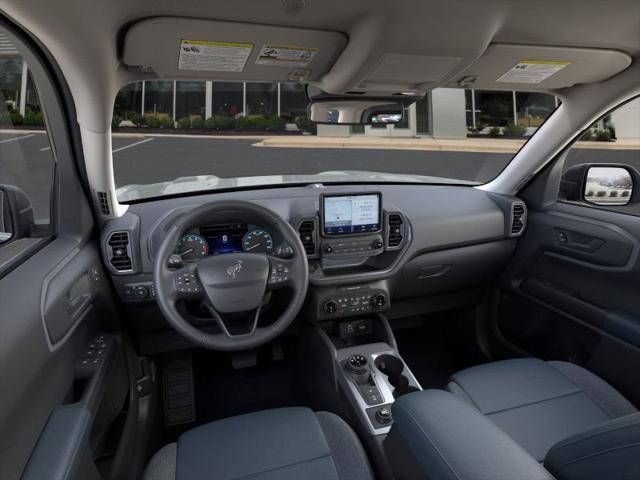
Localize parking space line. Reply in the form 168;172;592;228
112;137;154;153
40;146;51;151
0;133;35;144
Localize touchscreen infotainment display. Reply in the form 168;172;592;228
322;193;381;235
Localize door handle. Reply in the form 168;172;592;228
65;272;92;319
555;229;605;253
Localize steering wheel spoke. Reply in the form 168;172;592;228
267;256;295;290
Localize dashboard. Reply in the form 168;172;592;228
100;184;527;354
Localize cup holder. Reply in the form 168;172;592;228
374;354;420;398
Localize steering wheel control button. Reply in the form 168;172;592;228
174;272;201;295
269;262;290;286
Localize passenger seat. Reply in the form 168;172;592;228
447;358;640;480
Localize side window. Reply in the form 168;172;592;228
0;31;55;247
559;98;640;215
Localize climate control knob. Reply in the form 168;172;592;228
323;300;338;315
372;293;387;308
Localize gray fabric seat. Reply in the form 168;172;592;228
447;358;637;461
143;407;374;480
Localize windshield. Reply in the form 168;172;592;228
112;82;559;202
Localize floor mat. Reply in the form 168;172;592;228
191;340;309;426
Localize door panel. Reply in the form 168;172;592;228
496;202;640;406
0;22;128;480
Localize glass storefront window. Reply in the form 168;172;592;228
114;82;143;119
0;56;23;110
474;90;513;127
416;96;431;135
246;82;277;117
212;82;243;117
176;81;205;120
516;92;556;128
280;83;307;121
144;80;173;118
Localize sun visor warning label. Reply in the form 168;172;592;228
178;40;253;72
256;45;318;67
497;60;570;84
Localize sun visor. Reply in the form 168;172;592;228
447;44;631;91
122;18;347;82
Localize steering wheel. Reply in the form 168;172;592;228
153;200;309;351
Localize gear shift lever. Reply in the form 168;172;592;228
345;354;371;384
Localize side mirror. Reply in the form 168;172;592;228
584;166;633;206
560;164;635;206
0;185;34;245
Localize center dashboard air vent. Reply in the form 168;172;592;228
107;231;133;272
386;212;406;249
510;203;527;236
297;219;317;257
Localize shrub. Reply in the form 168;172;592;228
595;129;612;142
586;190;594;197
596;191;607;197
294;115;317;134
111;115;122;130
10;111;23;125
503;122;526;137
234;116;253;131
159;116;174;129
609;190;618;197
580;129;593;141
177;116;191;129
190;117;205;129
124;112;142;126
621;190;630;197
488;126;501;137
143;115;161;128
205;116;235;131
265;115;286;131
0;111;10;126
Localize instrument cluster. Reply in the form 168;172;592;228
175;223;273;261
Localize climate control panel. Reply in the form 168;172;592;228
320;285;389;319
321;234;385;258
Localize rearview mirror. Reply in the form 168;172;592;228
584;166;633;206
309;99;409;125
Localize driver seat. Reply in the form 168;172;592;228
143;407;374;480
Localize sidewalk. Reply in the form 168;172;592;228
254;136;640;153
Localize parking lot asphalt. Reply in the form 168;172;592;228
1;131;639;220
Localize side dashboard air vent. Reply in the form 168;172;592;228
510;203;527;236
107;231;133;272
387;213;405;249
96;191;111;216
298;219;317;257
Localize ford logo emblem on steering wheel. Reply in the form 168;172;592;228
226;260;243;279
